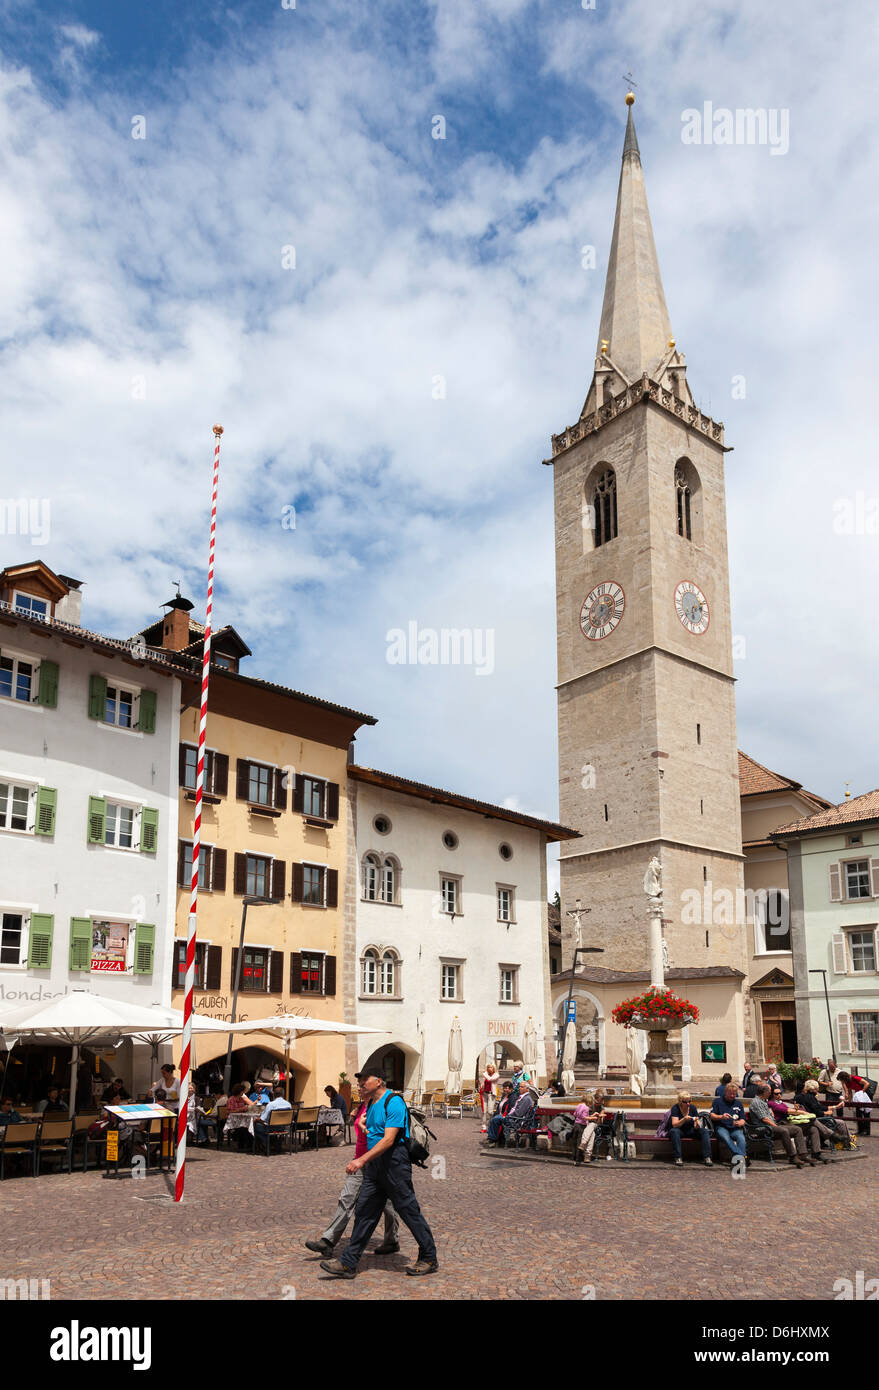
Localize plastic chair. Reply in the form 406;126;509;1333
0;1122;40;1179
36;1118;75;1175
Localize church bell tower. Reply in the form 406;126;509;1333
547;95;751;1047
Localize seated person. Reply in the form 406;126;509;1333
669;1091;713;1167
102;1077;131;1105
570;1092;591;1160
37;1085;67;1115
501;1082;536;1145
227;1081;258;1113
484;1082;515;1146
248;1082;272;1105
749;1083;826;1167
764;1061;783;1092
714;1072;733;1098
323;1085;348;1119
850;1082;873;1137
709;1082;748;1161
0;1098;22;1125
253;1087;292;1141
578;1091;613;1163
794;1079;852;1148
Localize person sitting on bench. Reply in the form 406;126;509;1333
577;1091;612;1164
709;1082;748;1163
749;1084;827;1167
794;1079;852;1149
484;1083;515;1146
669;1090;713;1167
500;1082;536;1146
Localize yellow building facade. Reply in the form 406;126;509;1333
168;660;374;1105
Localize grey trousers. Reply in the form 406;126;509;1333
322;1167;399;1247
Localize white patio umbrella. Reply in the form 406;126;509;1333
446;1016;463;1094
0;992;231;1116
523;1016;539;1084
201;1014;387;1099
410;1022;425;1103
625;1027;644;1096
561;1019;578;1095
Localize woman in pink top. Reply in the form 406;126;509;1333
226;1081;257;1113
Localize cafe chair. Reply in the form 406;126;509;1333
443;1093;463;1119
72;1114;101;1171
36;1118;75;1176
293;1105;321;1151
0;1121;40;1179
257;1108;295;1157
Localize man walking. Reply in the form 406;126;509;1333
320;1067;438;1280
304;1081;399;1258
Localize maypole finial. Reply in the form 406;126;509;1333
213;424;224;436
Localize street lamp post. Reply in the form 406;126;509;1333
222;896;272;1096
809;968;836;1064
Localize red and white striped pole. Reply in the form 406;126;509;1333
174;424;223;1203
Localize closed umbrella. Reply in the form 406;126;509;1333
561;1019;578;1095
625;1027;644;1095
523;1016;539;1085
446;1016;463;1094
411;1022;425;1103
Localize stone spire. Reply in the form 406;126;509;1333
582;94;691;417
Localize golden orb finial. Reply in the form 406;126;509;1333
668;338;676;350
600;338;609;355
212;424;224;436
625;91;635;106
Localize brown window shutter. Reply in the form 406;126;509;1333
230;947;239;992
233;853;247;895
205;944;222;991
326;868;339;909
171;940;184;991
272;768;285;811
236;759;250;800
327;782;339;820
292;775;304;813
177;840;188;888
178;744;189;787
291;862;304;903
212;848;227;893
269;950;284;994
289;952;303;994
271;859;286;902
214;753;229;797
324;955;337;996
204;748;214;793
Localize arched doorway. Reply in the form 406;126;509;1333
553;989;606;1075
474;1040;524;1088
360;1044;406;1092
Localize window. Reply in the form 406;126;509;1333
847;834;863;847
381;860;396;904
441;877;460;915
299;952;324;994
845;861;871;900
0;912;24;966
105;801;135;850
214;654;233;670
439;967;458;1000
0;653;34;703
183;843;209;890
104;685;135;728
442;830;458;851
361;948;378;994
363;854;380;901
499;967;519;1004
89;920;130;972
755;890;791;953
675;464;692;540
849;931;876;974
363;854;398;904
360;948;398;996
303;864;325;906
248;763;273;806
172;940;208;991
241;947;269;993
13;592;48;618
591;468;618;548
851;1012;879;1053
441;963;460;1000
374;815;392;835
180;745;226;795
0;781;31;832
380;951;397;995
497;887;515;923
499;842;513;861
246;855;269;898
302;777;326;819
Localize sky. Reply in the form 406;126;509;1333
1;1;878;895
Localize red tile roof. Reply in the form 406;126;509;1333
772;787;879;838
738;750;830;810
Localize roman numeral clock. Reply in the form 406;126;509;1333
674;580;710;635
579;581;625;641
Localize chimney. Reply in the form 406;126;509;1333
160;589;195;651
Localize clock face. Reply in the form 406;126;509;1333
674;580;710;635
580;581;625;641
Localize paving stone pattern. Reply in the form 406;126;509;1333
0;1120;875;1302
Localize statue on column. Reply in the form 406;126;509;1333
643;856;663;914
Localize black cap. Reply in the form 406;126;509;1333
355;1066;384;1082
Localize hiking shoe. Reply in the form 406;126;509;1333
807;1156;818;1167
789;1157;804;1169
319;1258;356;1279
405;1259;439;1277
673;1158;684;1167
304;1238;333;1255
374;1241;400;1255
704;1158;714;1167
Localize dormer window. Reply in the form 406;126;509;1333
214;653;234;671
13;592;48;619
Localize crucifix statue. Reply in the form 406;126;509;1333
566;897;591;951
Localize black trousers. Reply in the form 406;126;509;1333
340;1146;437;1269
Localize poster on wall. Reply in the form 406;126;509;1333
91;921;129;973
700;1041;727;1064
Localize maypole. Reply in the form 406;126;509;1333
174;424;223;1202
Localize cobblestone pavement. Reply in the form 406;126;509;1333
1;1120;876;1301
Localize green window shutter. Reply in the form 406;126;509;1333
87;795;106;844
37;659;59;708
34;786;57;836
134;923;155;975
88;673;107;720
69;917;92;971
28;914;54;969
140;807;159;854
138;689;157;734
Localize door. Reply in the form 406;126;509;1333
761;1002;797;1063
781;1020;798;1063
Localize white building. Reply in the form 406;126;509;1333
347;764;578;1092
0;562;181;1097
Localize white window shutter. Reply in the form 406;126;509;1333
832;933;848;975
836;1013;852;1054
871;859;879;897
829;863;842;902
